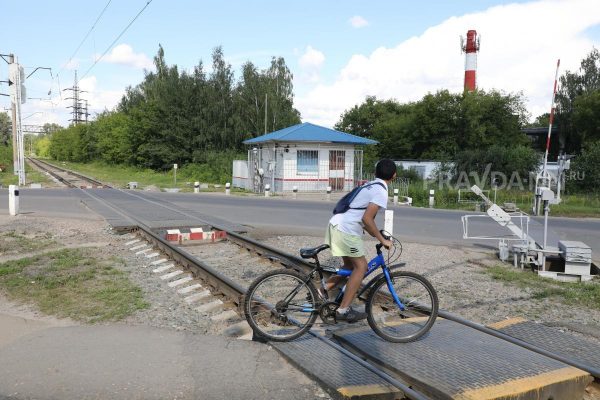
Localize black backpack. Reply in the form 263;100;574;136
332;182;386;215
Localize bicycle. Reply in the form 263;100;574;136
244;231;438;343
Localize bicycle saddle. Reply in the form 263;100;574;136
299;244;330;259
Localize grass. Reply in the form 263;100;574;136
39;159;250;193
0;248;149;322
404;183;600;218
0;160;54;187
0;231;55;255
484;264;600;310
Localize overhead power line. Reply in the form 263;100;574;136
57;0;113;76
78;0;154;83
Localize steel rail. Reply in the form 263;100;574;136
72;180;430;400
28;158;600;381
437;310;600;378
27;157;109;188
27;157;75;187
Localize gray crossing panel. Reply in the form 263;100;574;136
333;319;591;399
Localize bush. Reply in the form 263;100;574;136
452;145;540;189
179;150;245;184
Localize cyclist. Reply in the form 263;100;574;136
324;158;396;322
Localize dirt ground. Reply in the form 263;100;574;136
1;214;599;341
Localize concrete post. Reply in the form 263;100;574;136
225;182;231;196
429;189;435;208
265;184;270;197
393;188;399;205
384;210;394;235
8;185;19;216
292;186;298;199
194;181;200;193
326;186;332;201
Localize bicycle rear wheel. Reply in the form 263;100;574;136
366;271;438;343
244;269;318;342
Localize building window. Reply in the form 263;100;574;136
297;150;318;174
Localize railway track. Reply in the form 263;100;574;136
26;157;109;188
27;158;600;400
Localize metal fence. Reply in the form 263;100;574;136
360;173;410;197
242;147;366;193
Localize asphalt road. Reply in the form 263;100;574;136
2;189;598;263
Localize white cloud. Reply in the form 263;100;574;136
299;45;325;69
297;0;600;127
349;15;369;29
298;46;325;83
101;44;154;70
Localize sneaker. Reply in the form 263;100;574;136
336;306;367;323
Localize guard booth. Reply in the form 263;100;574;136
233;122;377;194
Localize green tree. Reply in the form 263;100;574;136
336;90;529;161
573;90;600;145
95;112;133;164
0;112;11;146
570;141;600;193
453;145;540;187
556;48;600;153
34;135;51;157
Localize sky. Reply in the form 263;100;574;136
1;0;599;129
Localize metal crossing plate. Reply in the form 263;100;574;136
333;319;591;400
273;334;403;399
80;189;247;232
488;318;600;377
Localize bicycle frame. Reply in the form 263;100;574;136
289;248;407;314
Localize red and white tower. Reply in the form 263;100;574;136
460;30;480;92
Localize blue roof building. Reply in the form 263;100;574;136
243;122;378;145
233;122;377;193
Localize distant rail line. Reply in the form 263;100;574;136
26;157;110;189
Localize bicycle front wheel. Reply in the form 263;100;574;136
366;271;438;343
244;269;319;342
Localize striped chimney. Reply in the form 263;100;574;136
461;30;480;92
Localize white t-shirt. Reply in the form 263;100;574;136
329;178;388;236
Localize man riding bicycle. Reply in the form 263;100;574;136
324;159;396;322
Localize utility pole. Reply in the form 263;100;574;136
64;71;88;124
8;54;17;175
2;52;52;185
6;54;26;185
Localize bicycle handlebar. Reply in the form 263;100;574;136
376;230;391;252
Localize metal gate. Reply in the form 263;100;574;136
329;150;345;191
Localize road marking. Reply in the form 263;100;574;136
211;310;238;322
145;252;160;259
125;239;140;246
185;290;211;304
160;270;184;280
130;244;146;251
168;276;193;287
456;367;590;400
150;259;168;266
178;283;202;294
337;384;398;398
196;300;223;313
488;317;527;330
153;264;175;273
